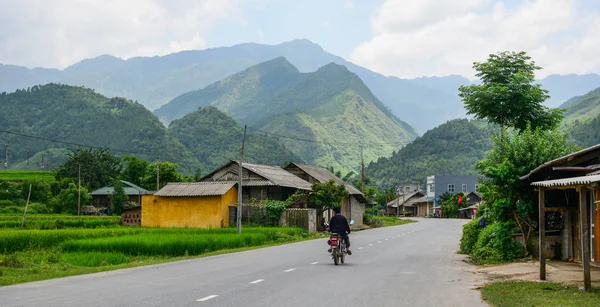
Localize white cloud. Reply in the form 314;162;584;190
350;0;600;79
0;0;242;68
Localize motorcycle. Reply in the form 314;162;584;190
328;219;354;265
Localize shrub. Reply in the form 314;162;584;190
460;217;482;254
472;222;523;263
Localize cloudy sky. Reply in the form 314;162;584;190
1;0;599;79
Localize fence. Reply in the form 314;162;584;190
280;208;316;233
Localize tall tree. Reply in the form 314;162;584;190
55;148;122;190
109;180;128;215
141;161;183;191
459;51;563;133
120;155;149;186
477;124;578;255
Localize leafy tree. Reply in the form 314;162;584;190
476;124;578;255
50;182;91;214
459;51;563;133
310;180;348;218
109;180;128;215
120;155;149;186
20;180;52;203
439;192;466;218
55;148;122;190
141;161;183;190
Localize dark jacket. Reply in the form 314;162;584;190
329;214;351;234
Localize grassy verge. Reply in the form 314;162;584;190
0;227;320;286
367;216;417;227
481;281;600;307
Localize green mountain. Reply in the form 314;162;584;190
156;57;303;125
366;119;495;187
0;84;201;173
561;86;600;123
168;106;301;172
570;115;600;148
159;59;417;172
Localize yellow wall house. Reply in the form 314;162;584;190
142;182;238;228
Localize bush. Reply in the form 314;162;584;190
472;222;523;263
0;254;25;268
460;217;482;254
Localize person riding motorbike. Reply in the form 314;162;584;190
327;206;352;255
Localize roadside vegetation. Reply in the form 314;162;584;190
0;225;314;286
457;51;578;264
481;281;600;306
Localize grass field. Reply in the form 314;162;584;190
0;215;121;229
481;281;600;306
365;216;416;227
0;170;55;182
0;226;317;285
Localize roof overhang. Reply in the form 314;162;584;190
531;174;600;188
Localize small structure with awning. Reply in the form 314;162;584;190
521;143;600;291
386;191;425;216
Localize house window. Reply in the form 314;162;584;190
462;184;467;193
448;184;455;193
475;184;479;193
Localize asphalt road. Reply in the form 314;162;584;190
0;218;485;307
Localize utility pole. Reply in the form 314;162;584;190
41;152;44;171
26;149;30;165
237;125;247;234
156;158;160;191
4;145;7;171
78;164;81;216
361;146;365;192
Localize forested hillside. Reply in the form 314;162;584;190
168;106;301;172
366;119;495;187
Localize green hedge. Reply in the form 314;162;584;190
460;218;481;254
471;222;523;263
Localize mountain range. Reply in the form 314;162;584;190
3;39;600;133
158;57;416;172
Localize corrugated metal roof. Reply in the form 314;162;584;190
241;162;312;190
531;174;600;188
387;191;425;207
155;182;236;197
90;180;152;196
200;161;312;190
521;143;600;180
286;163;364;196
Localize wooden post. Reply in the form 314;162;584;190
579;187;591;291
20;184;32;229
539;187;546;280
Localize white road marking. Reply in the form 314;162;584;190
250;279;264;284
197;295;218;302
358;247;363;250
377;241;382;243
368;244;373;246
284;268;296;272
385;239;388;241
311;262;319;265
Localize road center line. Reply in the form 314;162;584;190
197;295;218;302
284;268;296;272
310;262;319;265
368;244;373;246
377;241;382;243
358;247;363;250
250;279;264;284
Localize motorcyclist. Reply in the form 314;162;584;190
327;206;352;255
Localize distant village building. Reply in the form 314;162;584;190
426;175;484;214
283;162;367;226
89;180;151;214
